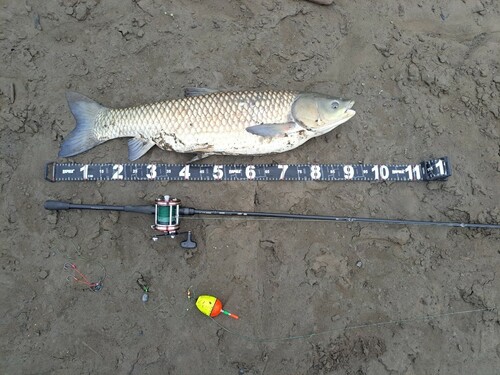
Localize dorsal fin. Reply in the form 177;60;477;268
184;88;218;97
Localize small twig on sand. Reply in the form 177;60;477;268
82;341;103;358
132;0;153;17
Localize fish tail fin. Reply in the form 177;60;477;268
59;91;107;158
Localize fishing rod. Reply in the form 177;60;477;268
44;195;500;249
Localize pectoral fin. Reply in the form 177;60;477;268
245;122;301;137
128;138;155;161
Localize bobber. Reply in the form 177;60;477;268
196;295;239;319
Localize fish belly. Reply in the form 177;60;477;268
156;130;313;155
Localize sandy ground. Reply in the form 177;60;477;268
1;0;500;374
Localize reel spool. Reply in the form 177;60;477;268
153;195;181;235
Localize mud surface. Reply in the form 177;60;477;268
1;1;499;374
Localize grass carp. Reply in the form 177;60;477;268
59;88;355;161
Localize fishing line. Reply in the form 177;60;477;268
209;306;496;343
142;287;194;319
140;284;496;344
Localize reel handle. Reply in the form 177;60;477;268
180;231;197;249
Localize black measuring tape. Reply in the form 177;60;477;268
45;157;450;182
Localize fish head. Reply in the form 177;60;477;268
291;93;355;135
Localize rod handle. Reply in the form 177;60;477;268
122;205;155;215
44;200;71;210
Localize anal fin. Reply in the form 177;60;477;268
128;138;155;161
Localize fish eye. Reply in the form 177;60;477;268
331;100;340;109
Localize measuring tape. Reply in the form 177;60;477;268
45;157;450;182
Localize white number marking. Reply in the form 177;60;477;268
179;165;191;180
146;164;157;179
405;165;422;180
435;159;445;175
371;165;389;180
380;165;389;180
404;165;413;180
213;165;224;180
310;165;321;180
80;165;88;180
112;164;124;180
344;165;354;179
245;165;256;179
278;164;289;180
413;165;421;180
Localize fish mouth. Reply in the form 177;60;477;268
345;109;356;118
343;100;355;119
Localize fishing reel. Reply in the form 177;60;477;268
151;195;196;249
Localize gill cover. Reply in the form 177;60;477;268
291;93;355;132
